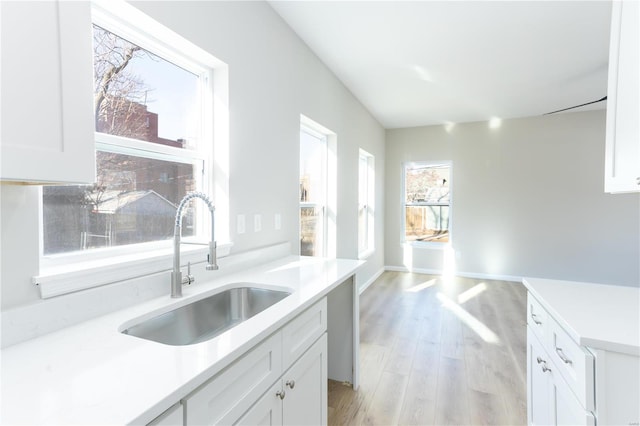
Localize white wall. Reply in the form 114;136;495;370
0;1;385;312
385;110;639;287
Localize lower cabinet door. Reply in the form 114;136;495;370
528;328;554;426
236;382;283;426
282;333;327;426
554;371;595;426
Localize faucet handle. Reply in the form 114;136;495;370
182;262;195;286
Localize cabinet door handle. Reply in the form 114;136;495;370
285;380;295;389
531;313;542;325
555;347;573;365
536;356;551;372
276;389;286;400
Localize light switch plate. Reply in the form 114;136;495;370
237;214;245;234
254;214;262;232
275;213;281;230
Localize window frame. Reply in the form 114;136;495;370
299;124;329;257
401;161;452;247
358;149;375;259
35;0;230;298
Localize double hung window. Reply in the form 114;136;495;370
358;150;375;257
403;162;451;244
43;9;213;257
299;126;328;256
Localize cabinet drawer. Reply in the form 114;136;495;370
549;317;595;411
554;359;596;426
184;332;282;425
527;294;549;344
282;298;327;369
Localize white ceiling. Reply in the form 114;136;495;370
269;1;612;129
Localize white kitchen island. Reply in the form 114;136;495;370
523;277;640;425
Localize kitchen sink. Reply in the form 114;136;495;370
121;286;292;346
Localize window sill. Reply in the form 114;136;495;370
34;242;233;299
403;241;450;249
358;248;375;260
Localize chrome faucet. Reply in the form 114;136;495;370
171;191;218;298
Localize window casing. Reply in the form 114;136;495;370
358;149;375;258
403;162;452;245
36;1;230;297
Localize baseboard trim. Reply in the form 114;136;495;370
359;267;385;294
384;265;522;283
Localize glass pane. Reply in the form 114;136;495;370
93;25;199;148
300;206;321;256
405;205;450;243
358;155;369;253
43;151;198;255
405;164;450;203
299;130;326;204
358;205;368;252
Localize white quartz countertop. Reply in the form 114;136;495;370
0;256;362;425
522;277;640;356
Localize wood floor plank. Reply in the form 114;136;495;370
360;371;408;426
329;271;527;426
434;356;470;425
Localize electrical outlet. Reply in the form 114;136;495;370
237;214;245;234
275;213;281;230
254;214;262;232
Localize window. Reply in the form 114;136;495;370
403;162;451;244
43;21;210;256
299;125;328;256
358;149;375;257
39;1;230;278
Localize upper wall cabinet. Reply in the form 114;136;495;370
0;1;95;184
605;0;639;194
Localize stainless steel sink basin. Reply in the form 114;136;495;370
122;286;291;345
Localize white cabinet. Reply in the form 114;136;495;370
184;298;328;426
605;0;640;193
282;333;327;426
238;334;328;426
0;0;95;184
183;332;283;425
526;288;639;426
527;327;595;426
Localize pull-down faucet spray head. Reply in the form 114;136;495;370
172;191;218;298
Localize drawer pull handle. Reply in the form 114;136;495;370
276;390;286;400
531;313;542;325
536;356;545;364
555;347;573;365
286;380;296;389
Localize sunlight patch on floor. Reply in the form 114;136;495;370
457;282;487;304
437;292;501;345
404;279;437;293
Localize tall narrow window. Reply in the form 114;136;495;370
299;126;328;256
403;162;451;244
358;149;375;257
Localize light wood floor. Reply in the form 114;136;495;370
328;271;528;425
